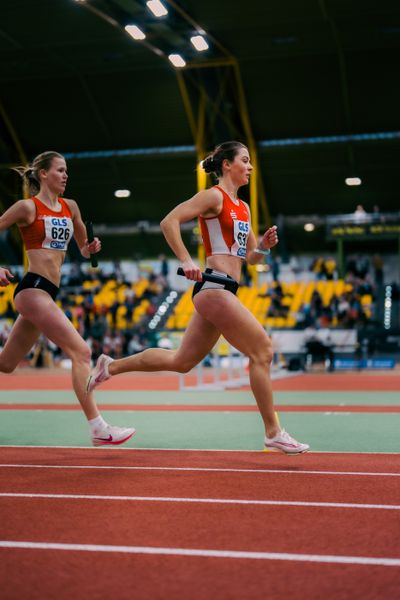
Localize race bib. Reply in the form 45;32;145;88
42;216;74;250
232;219;249;257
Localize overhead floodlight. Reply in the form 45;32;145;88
125;25;146;40
168;54;186;68
345;177;362;186
190;35;209;51
304;223;315;232
114;189;131;198
146;0;168;17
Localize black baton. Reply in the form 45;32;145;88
85;221;98;268
177;267;232;285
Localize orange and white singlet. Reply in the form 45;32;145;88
199;186;250;259
19;196;74;251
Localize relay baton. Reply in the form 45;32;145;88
85;221;98;268
177;267;231;285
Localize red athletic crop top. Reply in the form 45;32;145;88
19;196;74;251
198;186;250;259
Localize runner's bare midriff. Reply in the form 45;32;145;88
206;254;243;282
26;248;65;287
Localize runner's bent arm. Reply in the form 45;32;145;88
246;226;279;265
65;199;101;259
0;199;34;231
160;188;221;281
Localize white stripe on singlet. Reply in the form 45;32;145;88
205;218;230;255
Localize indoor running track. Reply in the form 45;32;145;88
0;446;399;600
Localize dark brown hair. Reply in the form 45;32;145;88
202;141;248;177
13;151;65;195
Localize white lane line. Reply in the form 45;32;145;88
0;540;399;567
0;492;399;510
0;445;399;455
0;464;399;478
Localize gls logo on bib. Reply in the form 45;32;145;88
42;216;74;251
233;220;249;257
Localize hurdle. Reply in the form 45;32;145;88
179;339;247;391
178;338;293;392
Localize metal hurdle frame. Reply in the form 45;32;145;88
178;338;297;392
179;339;249;392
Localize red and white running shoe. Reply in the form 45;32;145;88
86;354;114;393
91;424;136;447
264;430;310;454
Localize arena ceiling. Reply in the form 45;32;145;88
1;0;400;257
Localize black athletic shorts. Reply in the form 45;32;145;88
192;268;239;299
13;272;59;302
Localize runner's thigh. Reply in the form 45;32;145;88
15;290;88;354
175;309;221;366
193;290;270;357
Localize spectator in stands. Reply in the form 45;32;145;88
90;312;108;342
324;257;337;280
310;289;323;318
157;333;173;350
158;254;170;289
66;263;84;286
372;254;384;286
87;140;309;454
355;255;370;279
353;204;368;223
267;289;288;318
288;255;301;280
355;275;375;297
304;327;335;371
123;288;137;323
111;261;125;283
142;272;161;300
127;333;146;355
337;294;351;325
0;150;134;446
310;257;326;280
270;255;281;282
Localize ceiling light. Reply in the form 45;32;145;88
190;35;209;51
125;25;146;40
168;54;186;68
345;177;362;186
114;189;131;198
304;223;315;232
146;0;168;17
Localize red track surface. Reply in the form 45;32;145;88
0;447;399;599
1;370;400;391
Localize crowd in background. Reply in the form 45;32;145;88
0;261;171;367
263;252;392;330
62;263;170;361
0;252;397;367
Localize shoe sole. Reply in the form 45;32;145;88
263;445;310;455
92;430;136;447
86;374;106;394
86;355;110;394
85;376;92;394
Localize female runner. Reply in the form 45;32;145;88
0;151;134;446
88;141;309;453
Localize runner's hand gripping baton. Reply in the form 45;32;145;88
85;221;98;268
177;267;231;285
